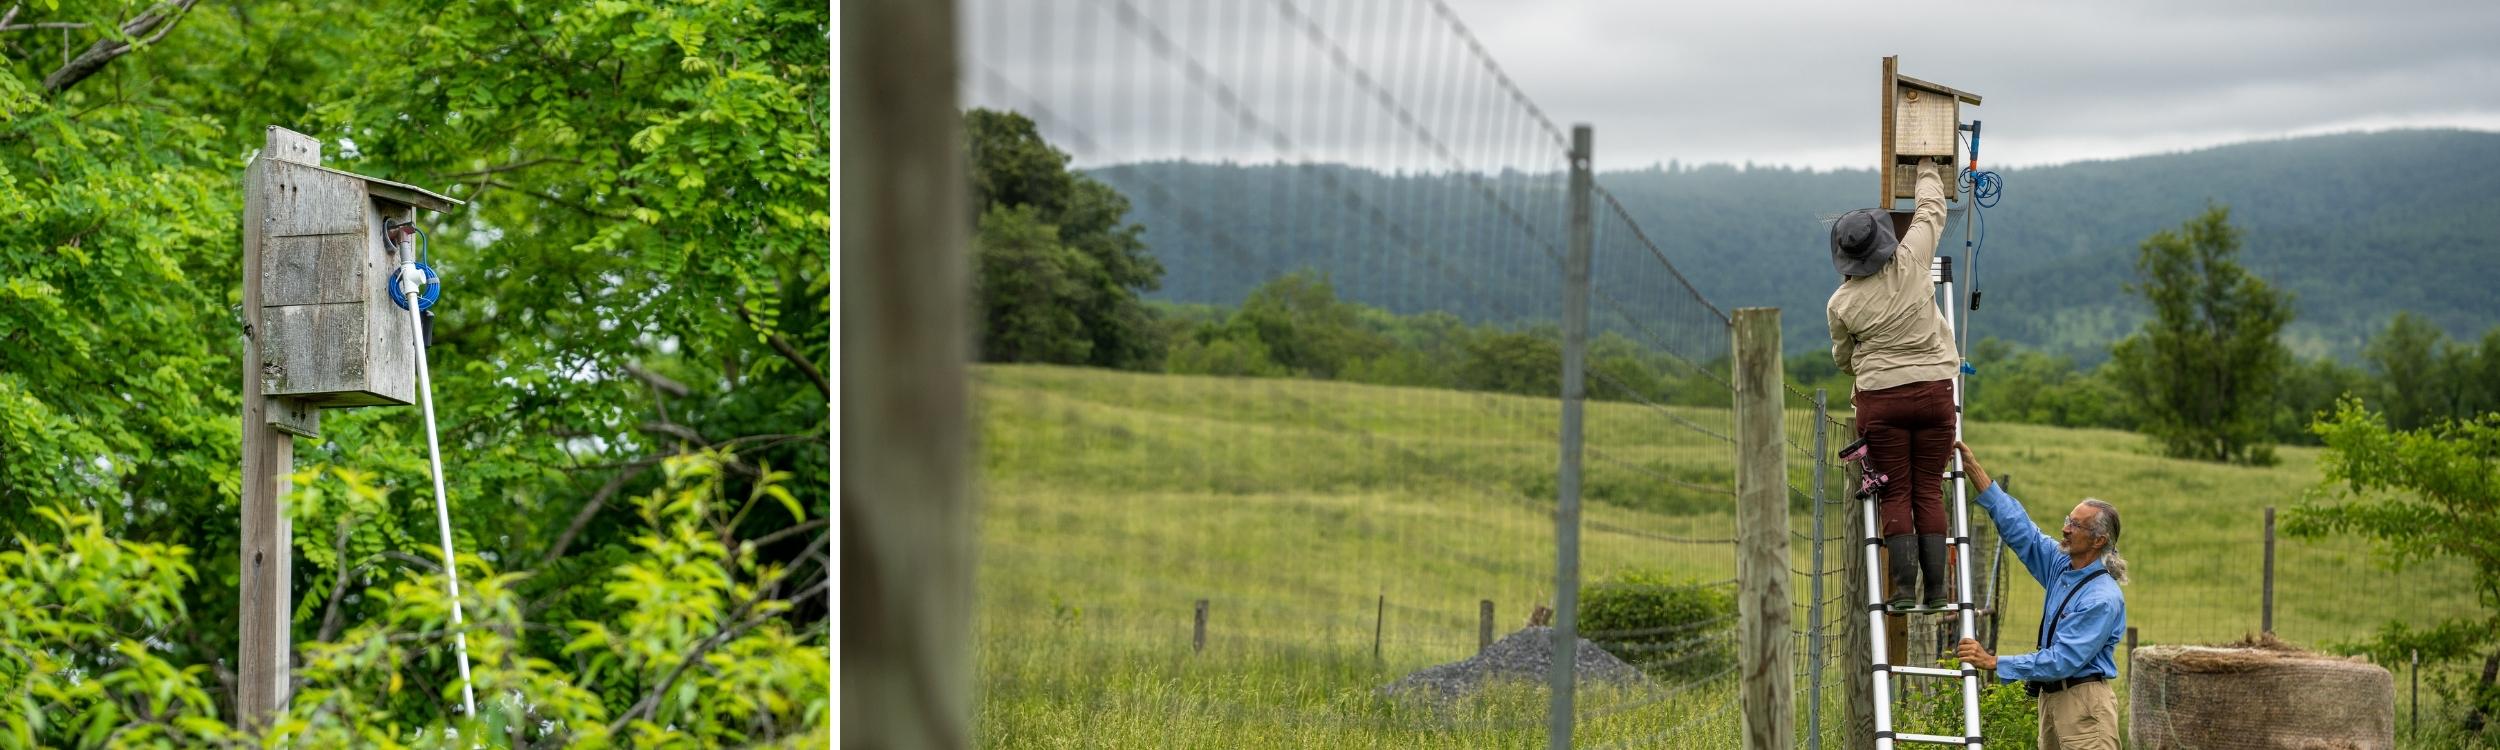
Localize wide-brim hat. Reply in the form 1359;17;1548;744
1830;207;1901;277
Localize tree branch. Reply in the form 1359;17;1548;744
746;517;827;550
623;362;690;398
737;301;828;399
316;520;373;643
380;550;441;574
637;420;709;447
480;178;628;220
431;156;580;180
604;574;829;735
39;0;198;95
538;456;668;568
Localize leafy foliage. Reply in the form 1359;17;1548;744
2106;205;2291;465
1575;571;1735;681
0;0;828;743
2289;400;2500;738
966;109;1164;369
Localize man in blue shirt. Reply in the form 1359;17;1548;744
1951;442;2128;750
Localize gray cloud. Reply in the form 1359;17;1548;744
961;0;2500;170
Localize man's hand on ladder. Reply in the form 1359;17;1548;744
1956;638;1997;670
1954;441;1993;493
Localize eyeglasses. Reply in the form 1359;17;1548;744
2062;516;2086;531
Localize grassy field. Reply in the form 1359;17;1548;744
972;364;2484;747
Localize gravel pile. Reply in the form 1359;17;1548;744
1383;627;1653;703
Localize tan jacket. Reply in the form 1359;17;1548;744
1828;164;1958;391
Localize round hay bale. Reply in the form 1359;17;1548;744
2129;634;2394;749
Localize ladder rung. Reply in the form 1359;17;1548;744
1894;731;1974;745
1889;665;1969;679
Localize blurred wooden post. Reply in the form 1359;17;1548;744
2125;627;2138;683
1194;599;1209;654
1480;600;1495;652
839;0;971;744
1373;594;1385;662
1733;307;1794;750
2262;506;2276;634
1842;417;1874;749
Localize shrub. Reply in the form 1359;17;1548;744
1576;570;1736;681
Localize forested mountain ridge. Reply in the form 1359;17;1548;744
1094;129;2500;361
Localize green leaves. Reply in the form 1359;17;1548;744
1;0;828;744
2109;204;2293;465
2292;399;2500;732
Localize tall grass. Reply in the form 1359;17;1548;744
974;364;2483;747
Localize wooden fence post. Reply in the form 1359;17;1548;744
1733;307;1794;750
2262;506;2276;634
1481;600;1495;652
839;0;972;743
1373;594;1385;663
1194;599;1208;654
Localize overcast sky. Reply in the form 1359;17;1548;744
961;0;2500;171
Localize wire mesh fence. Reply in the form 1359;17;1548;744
958;0;1776;745
954;1;2480;747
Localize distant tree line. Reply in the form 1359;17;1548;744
966;108;1723;406
1785;204;2500;465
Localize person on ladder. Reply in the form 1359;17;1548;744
1825;160;1957;611
1952;441;2129;750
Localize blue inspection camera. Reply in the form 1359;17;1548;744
392;261;441;311
383;218;442;311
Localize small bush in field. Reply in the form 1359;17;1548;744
1576;570;1736;681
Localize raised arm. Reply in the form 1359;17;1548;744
1895;163;1949;272
1958;442;2069;586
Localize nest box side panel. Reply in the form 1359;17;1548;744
359;198;419;407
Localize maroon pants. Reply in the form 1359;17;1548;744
1855;378;1956;537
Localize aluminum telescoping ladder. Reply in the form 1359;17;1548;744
1854;252;1985;748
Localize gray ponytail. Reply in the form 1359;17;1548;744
2082;498;2128;585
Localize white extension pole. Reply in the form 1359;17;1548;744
401;265;477;717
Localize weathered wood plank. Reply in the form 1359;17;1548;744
266;397;320;439
262;160;367;238
260;302;366;399
1733;307;1794;750
262;126;321;166
1895;82;1960;159
363;201;419;405
261;233;366;306
239;129;300;729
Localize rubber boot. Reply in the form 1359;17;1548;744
1884;535;1919;611
1919;534;1951;610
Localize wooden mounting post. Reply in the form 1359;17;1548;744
239;125;320;726
1733;307;1795;750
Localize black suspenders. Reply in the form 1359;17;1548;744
2038;569;2110;651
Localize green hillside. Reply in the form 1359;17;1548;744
973;364;2480;746
1094;129;2500;362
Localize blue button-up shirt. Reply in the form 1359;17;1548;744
1975;482;2125;683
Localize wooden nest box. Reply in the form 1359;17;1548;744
1880;56;1981;210
245;126;462;422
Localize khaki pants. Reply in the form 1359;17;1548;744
2037;680;2119;749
